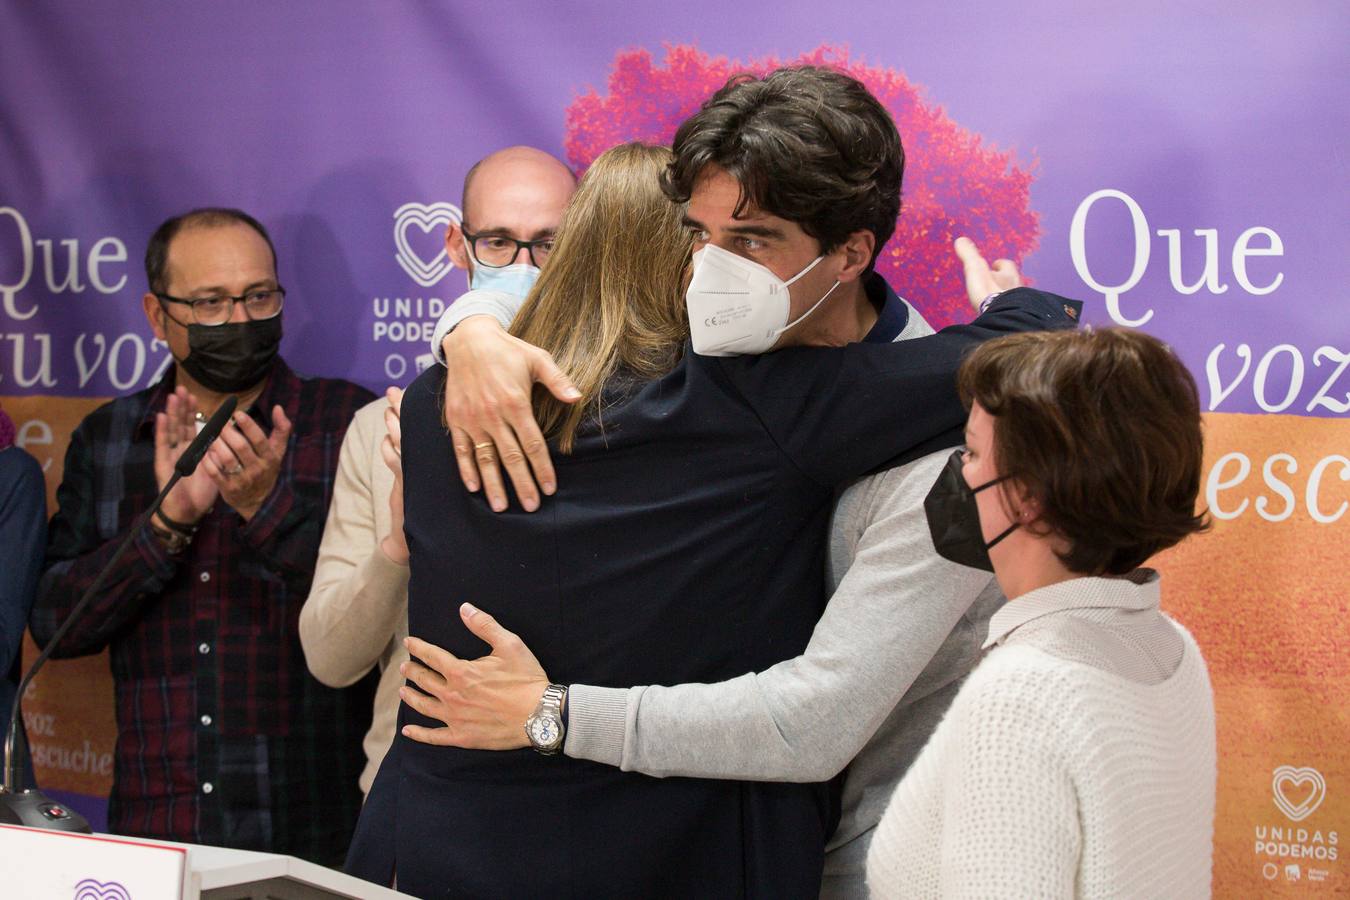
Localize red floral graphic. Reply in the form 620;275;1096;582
565;45;1039;328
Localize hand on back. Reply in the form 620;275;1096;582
399;603;548;751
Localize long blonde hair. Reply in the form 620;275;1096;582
510;142;691;451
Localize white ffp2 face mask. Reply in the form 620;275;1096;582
685;243;840;356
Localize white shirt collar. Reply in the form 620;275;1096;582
983;568;1162;650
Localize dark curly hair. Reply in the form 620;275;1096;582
958;328;1211;576
661;66;904;272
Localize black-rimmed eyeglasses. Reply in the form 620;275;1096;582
156;287;286;326
461;228;554;268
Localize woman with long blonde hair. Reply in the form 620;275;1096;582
508;141;691;451
352;140;1079;897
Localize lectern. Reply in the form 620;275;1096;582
0;824;411;899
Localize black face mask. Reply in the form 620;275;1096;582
923;448;1018;572
178;317;282;394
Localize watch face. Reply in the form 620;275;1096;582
527;714;561;748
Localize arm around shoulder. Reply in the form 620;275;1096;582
730;287;1083;486
429;290;525;364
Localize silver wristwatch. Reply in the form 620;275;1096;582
524;684;567;755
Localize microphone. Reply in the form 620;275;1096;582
0;395;238;831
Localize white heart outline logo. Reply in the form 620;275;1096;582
1272;765;1326;822
393;202;462;288
73;878;133;900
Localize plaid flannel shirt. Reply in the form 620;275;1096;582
32;358;377;866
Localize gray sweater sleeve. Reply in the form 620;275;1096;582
563;450;995;781
429;289;526;364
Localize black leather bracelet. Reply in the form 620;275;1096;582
155;509;200;536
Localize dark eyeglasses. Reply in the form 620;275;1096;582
156;287;286;326
461;228;554;268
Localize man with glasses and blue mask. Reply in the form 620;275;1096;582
31;208;376;865
429;145;578;366
299;147;576;808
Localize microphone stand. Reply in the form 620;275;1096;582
0;395;236;831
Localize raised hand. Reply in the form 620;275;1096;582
380;387;409;565
153;386;219;526
955;236;1022;310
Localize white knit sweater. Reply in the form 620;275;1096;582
866;585;1215;899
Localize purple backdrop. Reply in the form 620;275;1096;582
2;2;1347;892
1;1;1344;416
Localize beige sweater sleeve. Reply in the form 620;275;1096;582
299;398;410;688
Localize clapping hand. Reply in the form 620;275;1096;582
202;404;292;521
380;386;409;565
153;386;219;527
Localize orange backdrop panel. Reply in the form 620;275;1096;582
5;394;118;800
1157;411;1348;895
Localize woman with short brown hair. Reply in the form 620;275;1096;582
868;327;1217;898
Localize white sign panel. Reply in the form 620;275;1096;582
0;825;185;900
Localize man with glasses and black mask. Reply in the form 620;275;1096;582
300;146;575;799
31;208;376;865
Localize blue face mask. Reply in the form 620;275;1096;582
469;262;541;298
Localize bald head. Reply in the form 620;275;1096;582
461;146;576;226
449;146;577;278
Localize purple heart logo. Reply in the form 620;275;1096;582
73;879;132;900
